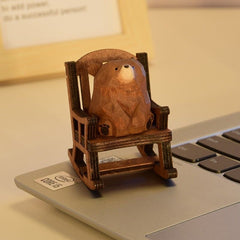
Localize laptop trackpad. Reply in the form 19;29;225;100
146;203;240;240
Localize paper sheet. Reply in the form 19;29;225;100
0;0;121;49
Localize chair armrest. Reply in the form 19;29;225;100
71;109;98;140
72;109;98;124
151;101;170;130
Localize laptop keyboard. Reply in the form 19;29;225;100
172;128;240;183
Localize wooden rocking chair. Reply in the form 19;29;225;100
65;49;177;190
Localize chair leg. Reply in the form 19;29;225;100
154;142;177;179
68;145;87;177
68;146;103;190
85;152;104;190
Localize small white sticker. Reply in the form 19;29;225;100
100;156;122;163
35;171;80;191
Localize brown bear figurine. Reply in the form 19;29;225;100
89;58;153;137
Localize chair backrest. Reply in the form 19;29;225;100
65;49;152;114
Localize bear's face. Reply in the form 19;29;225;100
115;63;135;84
93;59;146;87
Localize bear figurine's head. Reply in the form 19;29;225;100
92;58;147;89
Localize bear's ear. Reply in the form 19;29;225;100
76;49;136;76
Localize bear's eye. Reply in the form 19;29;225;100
115;67;118;71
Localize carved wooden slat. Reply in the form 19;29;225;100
65;62;81;146
88;129;172;152
65;62;80;110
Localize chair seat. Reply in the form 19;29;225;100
87;128;172;152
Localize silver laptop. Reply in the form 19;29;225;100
14;111;240;240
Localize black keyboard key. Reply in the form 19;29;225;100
197;136;240;161
172;143;216;163
224;167;240;183
198;155;240;173
223;128;240;143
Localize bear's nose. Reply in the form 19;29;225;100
124;65;129;68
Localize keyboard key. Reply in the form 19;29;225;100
224;167;240;183
197;136;240;161
223;128;240;143
198;155;240;173
172;143;216;163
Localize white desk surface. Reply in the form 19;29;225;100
1;8;240;240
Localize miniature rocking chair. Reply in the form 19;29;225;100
65;49;177;190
